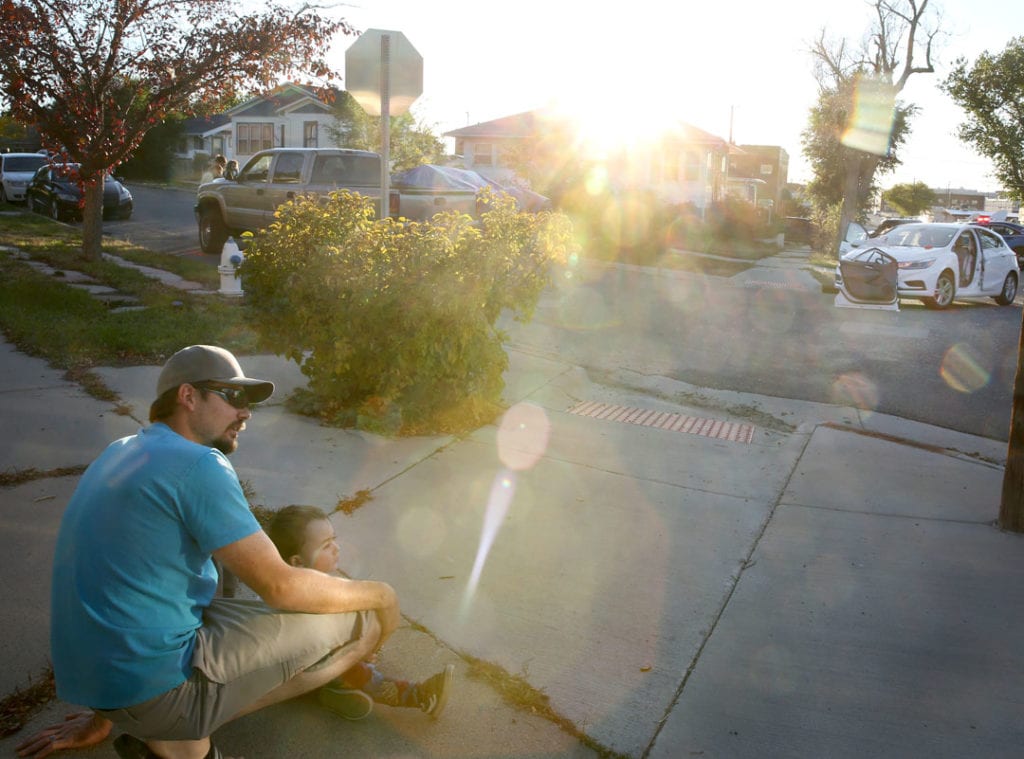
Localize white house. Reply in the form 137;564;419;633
174;83;340;173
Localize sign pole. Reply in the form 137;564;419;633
379;33;391;219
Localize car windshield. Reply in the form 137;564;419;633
3;155;47;172
883;225;956;249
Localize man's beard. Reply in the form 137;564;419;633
212;424;242;455
212;437;237;455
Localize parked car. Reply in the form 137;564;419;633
26;164;133;222
390;164;550;220
868;217;918;238
783;216;815;244
834;222;1018;310
838;221;868;257
980;220;1024;267
0;152;49;203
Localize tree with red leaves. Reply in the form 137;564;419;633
0;0;352;259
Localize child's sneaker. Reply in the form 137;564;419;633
318;684;374;720
413;664;455;718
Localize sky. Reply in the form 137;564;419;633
324;0;1017;193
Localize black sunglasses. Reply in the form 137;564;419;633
195;384;250;409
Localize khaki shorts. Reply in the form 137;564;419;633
96;598;368;740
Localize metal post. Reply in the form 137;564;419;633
380;34;391;219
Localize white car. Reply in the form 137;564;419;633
835;222;1019;310
0;152;49;203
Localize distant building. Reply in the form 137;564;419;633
728;145;789;216
445;110;738;218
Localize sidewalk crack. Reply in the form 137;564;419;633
642;423;815;758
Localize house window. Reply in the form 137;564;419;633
683;151;701;181
473;142;493;167
759;163;773;175
237;123;274;155
304;121;319;148
662;152;680;183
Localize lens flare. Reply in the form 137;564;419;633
461;471;516;617
497;402;551;471
940;343;990;393
841;77;896;157
584;165;609;196
830;371;879;412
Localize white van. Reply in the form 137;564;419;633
0;152;49;203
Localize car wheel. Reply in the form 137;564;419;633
925;270;955;310
994;272;1018;306
199;207;228;254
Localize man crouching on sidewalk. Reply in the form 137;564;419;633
17;345;400;759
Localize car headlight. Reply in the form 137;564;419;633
897;258;936;270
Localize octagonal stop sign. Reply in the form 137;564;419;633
345;29;423;116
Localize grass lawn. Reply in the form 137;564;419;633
0;208;259;375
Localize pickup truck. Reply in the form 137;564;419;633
195;148;395;254
194;148;480;254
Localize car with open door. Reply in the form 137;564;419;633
834;246;900;310
834;222;1018;310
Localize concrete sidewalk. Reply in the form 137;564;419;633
3;336;1024;759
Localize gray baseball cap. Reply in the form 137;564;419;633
156;345;274;403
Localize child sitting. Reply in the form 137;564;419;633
266;505;454;720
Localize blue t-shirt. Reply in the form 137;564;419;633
50;423;260;709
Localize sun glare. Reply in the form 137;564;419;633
550;89;684;158
544;45;698;159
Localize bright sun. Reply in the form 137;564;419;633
549;84;685;158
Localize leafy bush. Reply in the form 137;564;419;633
564;188;779;262
810;203;843;260
240;188;574;434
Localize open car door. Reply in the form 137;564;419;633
835;246;900;310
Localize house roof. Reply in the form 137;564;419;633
445;109;737;151
444;111;541;139
226;83;335;118
181;114;231;136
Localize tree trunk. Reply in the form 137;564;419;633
80;179;105;261
834;151;882;255
1000;306;1024;531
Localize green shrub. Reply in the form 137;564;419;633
240;188;575;434
564;189;778;261
810;203;842;260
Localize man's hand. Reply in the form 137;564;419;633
15;710;112;758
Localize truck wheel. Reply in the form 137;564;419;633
199;207;228;255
